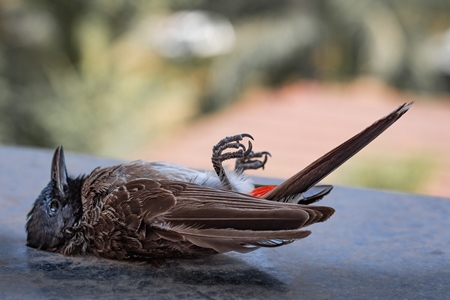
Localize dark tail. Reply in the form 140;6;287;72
264;102;413;202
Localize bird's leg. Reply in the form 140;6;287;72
211;133;271;190
211;134;253;190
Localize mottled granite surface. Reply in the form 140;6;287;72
0;146;449;299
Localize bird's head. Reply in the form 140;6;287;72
26;146;84;251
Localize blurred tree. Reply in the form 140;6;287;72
190;0;450;112
0;0;448;156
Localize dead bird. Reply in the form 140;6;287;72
26;103;412;261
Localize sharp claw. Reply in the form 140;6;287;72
261;153;269;170
241;133;254;140
244;141;253;157
233;147;272;173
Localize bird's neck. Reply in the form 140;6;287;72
67;175;86;216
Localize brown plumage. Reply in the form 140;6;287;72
26;102;412;262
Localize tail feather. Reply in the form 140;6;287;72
264;102;413;202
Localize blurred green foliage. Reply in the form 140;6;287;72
0;0;449;157
330;153;437;193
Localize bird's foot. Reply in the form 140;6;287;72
235;150;271;175
212;133;254;163
211;133;271;190
211;133;254;190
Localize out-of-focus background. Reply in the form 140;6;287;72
0;1;449;197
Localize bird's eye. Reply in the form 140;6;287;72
49;200;60;214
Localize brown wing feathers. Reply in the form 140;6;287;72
160;180;333;229
102;179;333;254
154;225;312;253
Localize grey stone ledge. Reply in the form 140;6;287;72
0;146;449;299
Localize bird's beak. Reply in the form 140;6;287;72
51;146;68;195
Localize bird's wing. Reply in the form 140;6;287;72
99;179;334;255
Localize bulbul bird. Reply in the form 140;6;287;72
26;102;412;262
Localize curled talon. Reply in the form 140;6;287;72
241;133;254;140
213;143;247;160
212;134;254;159
260;152;270;169
235;150;272;173
216;142;246;152
244;141;253;157
263;151;272;157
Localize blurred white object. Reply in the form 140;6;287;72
426;27;450;75
438;28;450;75
151;10;235;59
